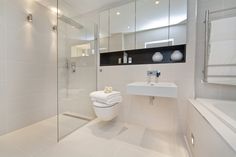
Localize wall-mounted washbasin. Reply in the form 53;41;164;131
126;82;177;98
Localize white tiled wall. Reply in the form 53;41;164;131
0;0;57;135
195;0;236;100
97;0;197;135
0;0;6;135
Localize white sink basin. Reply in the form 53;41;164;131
126;82;177;98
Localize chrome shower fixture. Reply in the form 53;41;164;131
52;25;57;31
27;14;33;22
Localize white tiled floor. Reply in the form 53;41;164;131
0;116;189;157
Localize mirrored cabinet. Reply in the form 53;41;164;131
99;0;187;53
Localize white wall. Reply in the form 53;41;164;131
195;0;236;100
97;0;197;135
0;0;57;135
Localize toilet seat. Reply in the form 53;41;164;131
93;101;117;108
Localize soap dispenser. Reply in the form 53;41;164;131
123;52;128;64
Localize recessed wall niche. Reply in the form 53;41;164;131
100;44;186;66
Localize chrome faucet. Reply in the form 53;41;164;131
71;62;76;73
147;70;161;83
156;70;161;77
155;70;161;83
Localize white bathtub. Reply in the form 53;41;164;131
190;98;236;152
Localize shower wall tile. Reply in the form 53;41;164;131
0;61;5;81
0;81;7;135
5;62;56;97
6;93;56;132
0;0;7;135
0;0;5;82
0;0;57;135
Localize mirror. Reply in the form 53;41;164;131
204;8;236;85
169;0;187;46
99;0;187;52
136;0;187;49
99;2;135;53
99;10;109;53
136;0;170;49
110;2;136;52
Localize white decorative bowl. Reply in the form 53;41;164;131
171;50;183;61
152;52;163;62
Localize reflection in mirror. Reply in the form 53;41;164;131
110;2;135;51
136;0;170;49
169;0;187;46
99;0;187;52
204;8;236;85
71;44;91;57
136;0;187;49
99;10;109;53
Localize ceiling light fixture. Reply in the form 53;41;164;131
155;0;160;5
116;12;121;15
127;26;130;29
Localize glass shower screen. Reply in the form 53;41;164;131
57;1;97;140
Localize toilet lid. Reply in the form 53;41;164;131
93;101;117;108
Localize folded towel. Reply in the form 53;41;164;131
90;91;122;105
91;96;122;105
90;91;121;100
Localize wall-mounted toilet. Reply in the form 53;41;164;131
90;91;122;121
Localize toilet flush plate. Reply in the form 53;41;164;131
126;82;177;98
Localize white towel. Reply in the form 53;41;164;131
90;91;122;105
90;91;121;100
92;96;122;105
209;40;236;65
210;16;236;42
207;16;236;85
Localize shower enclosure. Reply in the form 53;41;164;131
57;1;98;140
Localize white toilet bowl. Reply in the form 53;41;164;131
93;102;120;121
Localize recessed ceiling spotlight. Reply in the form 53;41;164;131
127;26;130;29
155;0;160;5
116;12;121;15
